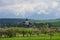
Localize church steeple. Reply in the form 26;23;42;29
25;18;28;21
25;18;29;25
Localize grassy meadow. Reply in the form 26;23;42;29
0;35;60;40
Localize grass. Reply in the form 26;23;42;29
0;35;60;40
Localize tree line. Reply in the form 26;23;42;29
0;26;59;38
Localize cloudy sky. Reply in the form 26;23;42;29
0;0;60;20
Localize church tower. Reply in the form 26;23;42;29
25;19;29;26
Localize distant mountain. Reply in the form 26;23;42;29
0;18;60;23
0;18;60;27
0;18;25;24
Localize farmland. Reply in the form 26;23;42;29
0;18;60;40
0;34;60;40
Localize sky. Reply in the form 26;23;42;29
0;0;60;20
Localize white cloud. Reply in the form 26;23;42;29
0;0;60;18
52;1;58;8
35;2;48;14
0;2;49;15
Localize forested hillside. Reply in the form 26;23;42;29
0;18;60;28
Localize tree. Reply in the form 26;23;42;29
41;25;49;34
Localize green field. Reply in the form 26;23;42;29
0;35;60;40
0;37;60;40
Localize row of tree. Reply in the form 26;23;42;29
0;26;58;38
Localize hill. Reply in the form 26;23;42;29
0;18;60;27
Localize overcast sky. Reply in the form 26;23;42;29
0;0;60;20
